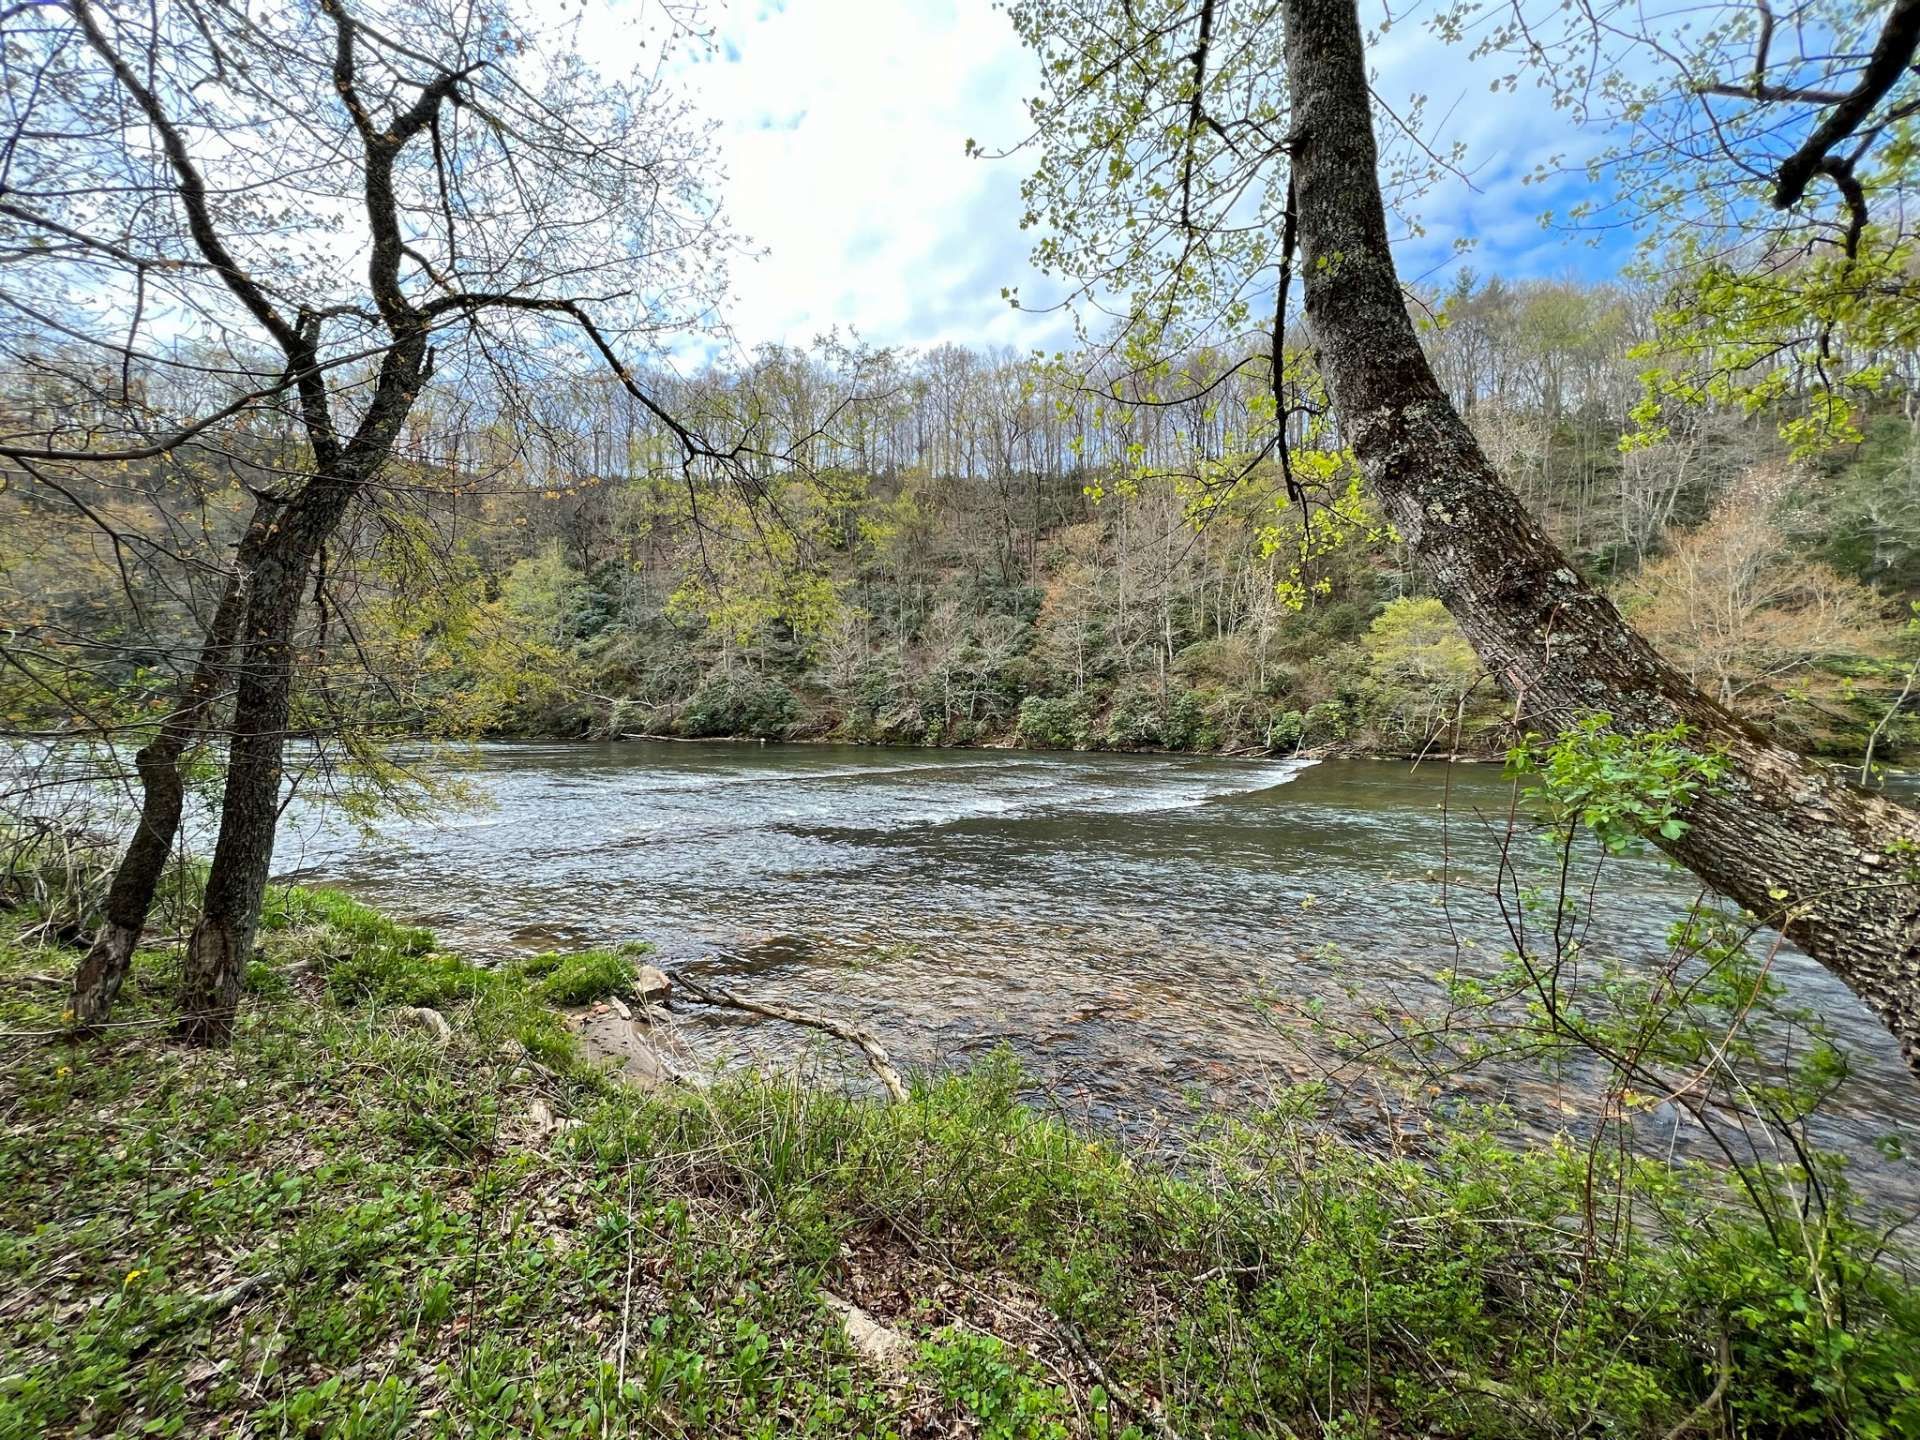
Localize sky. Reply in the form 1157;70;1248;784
602;0;1640;357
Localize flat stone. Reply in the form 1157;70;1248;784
634;964;671;1004
393;1006;452;1044
526;1098;583;1140
567;1006;679;1090
821;1292;911;1378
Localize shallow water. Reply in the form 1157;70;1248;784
274;741;1919;1200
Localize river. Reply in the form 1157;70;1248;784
277;740;1920;1205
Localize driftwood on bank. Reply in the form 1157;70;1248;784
670;971;910;1102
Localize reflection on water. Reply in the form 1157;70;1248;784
273;741;1920;1206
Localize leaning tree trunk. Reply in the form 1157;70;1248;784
177;483;354;1044
1281;0;1920;1069
70;504;276;1027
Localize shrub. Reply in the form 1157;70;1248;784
1014;695;1091;749
1303;699;1349;743
1102;686;1162;749
1173;635;1255;688
1268;708;1306;751
679;676;800;739
919;1329;1073;1440
1159;689;1221;751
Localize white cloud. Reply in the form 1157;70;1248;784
599;0;1631;356
655;0;1050;355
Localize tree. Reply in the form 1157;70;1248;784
1363;597;1483;742
1623;479;1896;713
1456;0;1920;452
4;0;736;1037
1004;0;1920;1068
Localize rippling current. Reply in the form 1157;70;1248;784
274;741;1920;1207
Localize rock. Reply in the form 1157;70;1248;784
394;1006;452;1044
637;1004;673;1027
821;1292;911;1379
526;1097;582;1139
566;1005;682;1090
607;995;632;1021
634;963;671;1004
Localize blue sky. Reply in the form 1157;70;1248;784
598;0;1639;355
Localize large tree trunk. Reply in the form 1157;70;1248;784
1281;0;1920;1069
70;505;277;1027
177;484;354;1044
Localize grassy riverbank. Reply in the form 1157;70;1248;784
4;891;1919;1439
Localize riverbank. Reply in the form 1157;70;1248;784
613;728;1508;764
5;889;1919;1437
549;712;1509;764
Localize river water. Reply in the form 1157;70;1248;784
275;741;1920;1204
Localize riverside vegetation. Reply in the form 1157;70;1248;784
3;867;1920;1440
12;288;1920;764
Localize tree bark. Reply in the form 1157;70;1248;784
69;504;276;1027
177;483;355;1044
1281;0;1920;1070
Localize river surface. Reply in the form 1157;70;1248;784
276;741;1920;1204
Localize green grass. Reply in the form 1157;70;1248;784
1;892;1917;1438
508;944;652;1007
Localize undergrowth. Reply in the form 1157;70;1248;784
0;890;1916;1438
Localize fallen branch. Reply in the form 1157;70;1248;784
128;1269;274;1357
1060;1322;1197;1440
671;972;909;1102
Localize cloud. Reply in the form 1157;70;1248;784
602;0;1634;355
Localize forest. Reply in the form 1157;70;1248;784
8;0;1920;1437
12;275;1920;761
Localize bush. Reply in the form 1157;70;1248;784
0;820;205;943
1159;689;1221;751
1303;699;1350;744
1102;686;1162;749
1173;635;1255;688
679;676;801;739
1268;708;1306;751
1014;695;1091;749
919;1329;1072;1440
